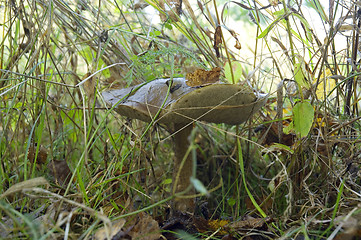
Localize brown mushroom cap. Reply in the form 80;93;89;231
102;78;267;125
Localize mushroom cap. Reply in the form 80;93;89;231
102;78;267;125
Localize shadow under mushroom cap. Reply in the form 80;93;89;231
102;78;268;125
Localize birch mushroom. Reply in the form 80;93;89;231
102;78;267;212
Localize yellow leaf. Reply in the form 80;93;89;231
313;68;335;100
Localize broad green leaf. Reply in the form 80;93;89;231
190;177;209;196
293;101;314;137
224;61;243;83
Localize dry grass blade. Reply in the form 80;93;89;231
0;177;49;199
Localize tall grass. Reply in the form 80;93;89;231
1;0;361;239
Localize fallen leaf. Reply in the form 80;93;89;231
47;160;72;186
128;212;161;240
186;67;221;87
94;219;126;240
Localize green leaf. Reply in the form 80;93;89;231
165;22;173;30
294;14;313;42
293;101;314;137
294;62;305;87
227;197;236;207
83;45;94;64
224;61;243;83
150;30;161;37
161;178;172;185
190;177;209;196
257;14;285;39
273;9;285;16
294;55;311;89
269;143;294;154
283;121;294;134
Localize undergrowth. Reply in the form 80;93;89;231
1;0;361;239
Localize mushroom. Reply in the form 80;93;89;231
102;78;267;212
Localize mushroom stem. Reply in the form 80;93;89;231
172;123;195;212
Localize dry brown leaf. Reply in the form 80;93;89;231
213;26;222;58
127;212;161;240
47;160;72;186
94;219;126;240
225;29;241;50
186;67;221;87
28;144;48;164
234;40;242;50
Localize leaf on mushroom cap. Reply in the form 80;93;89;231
102;78;267;125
